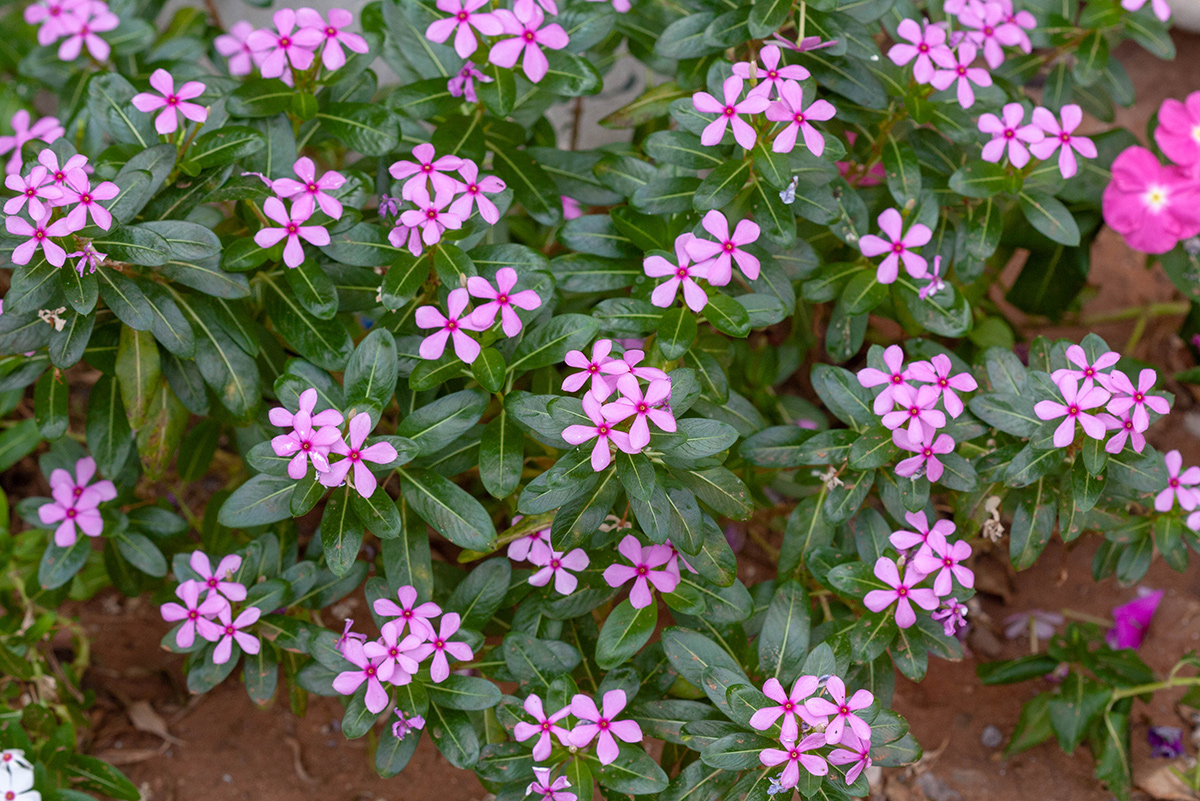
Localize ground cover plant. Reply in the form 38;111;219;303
0;0;1197;799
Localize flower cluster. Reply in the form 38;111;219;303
602;534;684;608
160;551;261;665
0;111;63;175
269;388;398;498
36;457;116;546
334;585;473;713
0;749;37;801
252;157;344;267
215;8;368;84
508;518;590;596
425;0;573;87
640;210;763;311
866;511;975;631
514;688;641;766
23;0;119;62
414;267;542;365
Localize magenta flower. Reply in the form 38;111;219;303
409;613;474;683
602;535;678;608
319;413;398;498
889;510;955;553
931;599;969;637
363;626;424;685
685;210;761;285
508;517;553;563
770;33;839;52
857;345;912;415
1100;411;1146;454
996;0;1036;52
887;19;950;84
562;339;616;397
570;689;642;766
448;160;506;224
1107;588;1164;649
24;0;85;45
333;639;394;713
978;103;1043;167
416;287;484;364
1051;344;1120;391
189;550;247;602
600;349;667;384
196;605;261;665
527;767;577;801
732;45;810;99
488;4;569;84
425;0;502;58
392;709;426;740
529;548;589;595
805;676;873;746
247;9;323;78
1102;147;1200;255
749;675;821;742
1029;105;1097;179
759;734;829;789
3;166;62;219
390;143;464;201
1155;93;1200;167
160;582;227;649
61;175;119;230
214;20;257;76
765;81;836;156
448;62;492;103
561;196;583;220
894;429;956;482
863;556;939;629
859;208;931;283
466;267;542;337
268;387;345;430
562;392;633;471
881;384;946;445
38;150;89;190
1122;0;1171;21
336;618;368;655
960;1;1023;68
918;255;946;301
67;241;104;275
374;585;442;641
911;532;974;596
1106;368;1170;430
908;354;977;417
57;4;119;61
1156;450;1200;512
0;110;64;175
296;8;369;71
1033;375;1110;447
400;185;463;250
691;75;770;150
601;376;676;451
929;43;992;109
270;408;342;479
644;233;710;312
514;695;573;761
828;730;873;785
6;208;76;267
131;69;208;135
272;157;346;220
254;197;330;268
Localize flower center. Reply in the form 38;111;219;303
1192;125;1200;143
636;565;647;576
1084;367;1095;376
938;377;948;387
402;609;412;617
789;750;800;760
767;70;778;79
956;65;967;76
598;719;609;730
54;171;64;182
366;666;376;676
81;194;91;203
523;30;535;42
1170;477;1180;488
307;182;318;193
637;403;648;413
498;294;509;304
909;406;921;417
188;609;198;620
468;184;479;194
167;95;179;106
207;577;218;587
587;364;598;373
723;105;736;118
73;486;82;497
457;11;468;20
1060;132;1071;143
1068;405;1079;416
839;705;849;715
943;556;953;567
224;625;235;635
794;112;806;124
676;267;689;278
286;223;298;234
918;43;929;52
25;188;35;197
348;449;360;461
66;507;77;520
1004;129;1014;139
280;36;291;47
325;25;337;35
1145;186;1170;212
389;648;398;657
446;320;457;331
1124;420;1134;431
550;559;560;569
301;441;312;451
922;447;933;457
783;701;794;711
34;230;45;240
1134;392;1144;402
434;639;445;649
722;241;734;252
542;721;552;730
892;242;905;253
426;209;438;220
897;586;908;597
597;425;608;435
891;374;904;384
983;25;994;34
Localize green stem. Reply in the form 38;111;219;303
1109;675;1200;703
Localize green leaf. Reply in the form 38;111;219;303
510;314;600;374
694;160;753;211
949;161;1015;198
322;486;364;577
1018;191;1081;247
480;411;523;500
594;743;670;794
219;474;297;528
632;177;703;214
87;73;156;148
344;328;398;413
487;145;560;226
228;78;294;117
96;268;153;330
539;51;604;97
66;754;141;801
655;12;720;59
114;530;168;577
749;0;791;37
34;371;68;440
703;294;752;337
260;272;353;370
188;126;266;168
882;137;922;206
116;326;161;429
1009;479;1055;569
644;130;726;169
400;467;495;550
396;389;488;456
317;103;400;156
285;259;339;320
596;599;657;670
39;537;90;591
1048;672;1111;752
85;375;132;476
657;306;698;360
701;731;777;770
757;579;811;683
427;674;502;711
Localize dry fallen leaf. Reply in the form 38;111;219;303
127;700;186;746
92;745;168;766
1135;762;1200;801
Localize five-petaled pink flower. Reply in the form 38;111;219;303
749;676;822;742
526;767;576;801
602;535;678;608
189;550;248;602
929;43;992;109
932;599;969;637
270;404;342;479
488;4;569;84
857;345;912;415
1033;375;1110;447
1051;344;1119;391
602;375;676;451
297;7;369;71
732;45;810;99
514;694;573;761
425;0;502;58
215;20;257;76
908;354;977;417
38;149;88;189
269;386;345;430
58;3;119;61
911;532;974;596
254;197;330;268
449;160;506;224
978;103;1044;168
563;392;633;471
4;166;62;219
363;626;423;685
0;110;64;175
319;412;398;498
644;233;710;312
529;548;589;595
61;175;119;231
1155;92;1200;167
374;585;442;640
859;208;931;283
272;157;346;220
1102;147;1200;255
131;69;209;135
759;733;829;788
1100;410;1146;455
68;241;105;275
960;1;1024;68
889;510;956;553
508;519;553;563
467;267;542;337
333;638;394;713
863;556;939;628
691;75;770;150
409;612;474;683
196;604;261;665
1029;105;1096;179
1106;368;1170;430
894;429;956;482
881;384;946;445
570;689;642;766
828;730;873;786
38;456;116;547
160;581;227;649
448;63;492;103
399;186;462;253
6;208;76;267
805;676;873;746
247;9;323;78
24;0;85;45
1156;450;1199;512
562;339;616;398
887;19;950;84
391;143;464;201
765;81;836;156
416;287;484;364
685;210;761;285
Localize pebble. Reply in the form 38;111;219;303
223;774;233;783
981;725;1004;748
915;773;961;801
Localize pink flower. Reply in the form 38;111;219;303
562;392;633;471
38;149;89;190
319;412;398;498
1051;344;1119;391
270;407;342;479
881;384;946;445
68;241;105;275
268;386;344;430
388;222;424;257
828;730;873;786
400;185;462;249
448;160;506;225
889;510;954;553
1029;105;1096;179
425;0;502;58
749;676;821;742
765;80;836;156
215;20;257;76
931;599;969;637
196;604;261;665
0;110;64;175
770;33;839;52
893;428;955;482
24;0;86;45
570;689;642;766
297;8;369;71
929;43;992;109
409;613;474;683
1106;368;1170;430
363;626;424;685
508;517;553;563
602;535;678;608
918;255;946;301
1099;411;1146;454
1121;0;1171;22
514;695;573;761
1033;375;1110;447
599;348;668;384
390;143;464;202
416;287;484;364
644;233;709;312
333;638;394;713
272;157;346;220
335;618;367;655
601;375;676;451
189;550;247;602
447;63;491;103
562;339;615;397
859;208;931;283
804;676;873;746
1106;588;1164;649
3;167;62;219
488;4;569;84
911;532;973;596
527;767;577;801
691;75;770;150
996;0;1036;52
160;581;226;649
887;19;951;84
959;1;1023;68
1155;93;1200;167
1102;147;1200;255
6;208;76;267
863;556;939;629
57;3;119;61
857;344;913;415
374;585;442;641
561;196;583;220
130;69;208;135
732;45;810;99
529;548;589;595
254;197;330;268
60;175;119;230
1155;450;1199;512
247;9;323;78
392;709;425;740
908;354;977;417
467;267;542;336
685;210;761;285
978;103;1044;168
759;733;829;788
